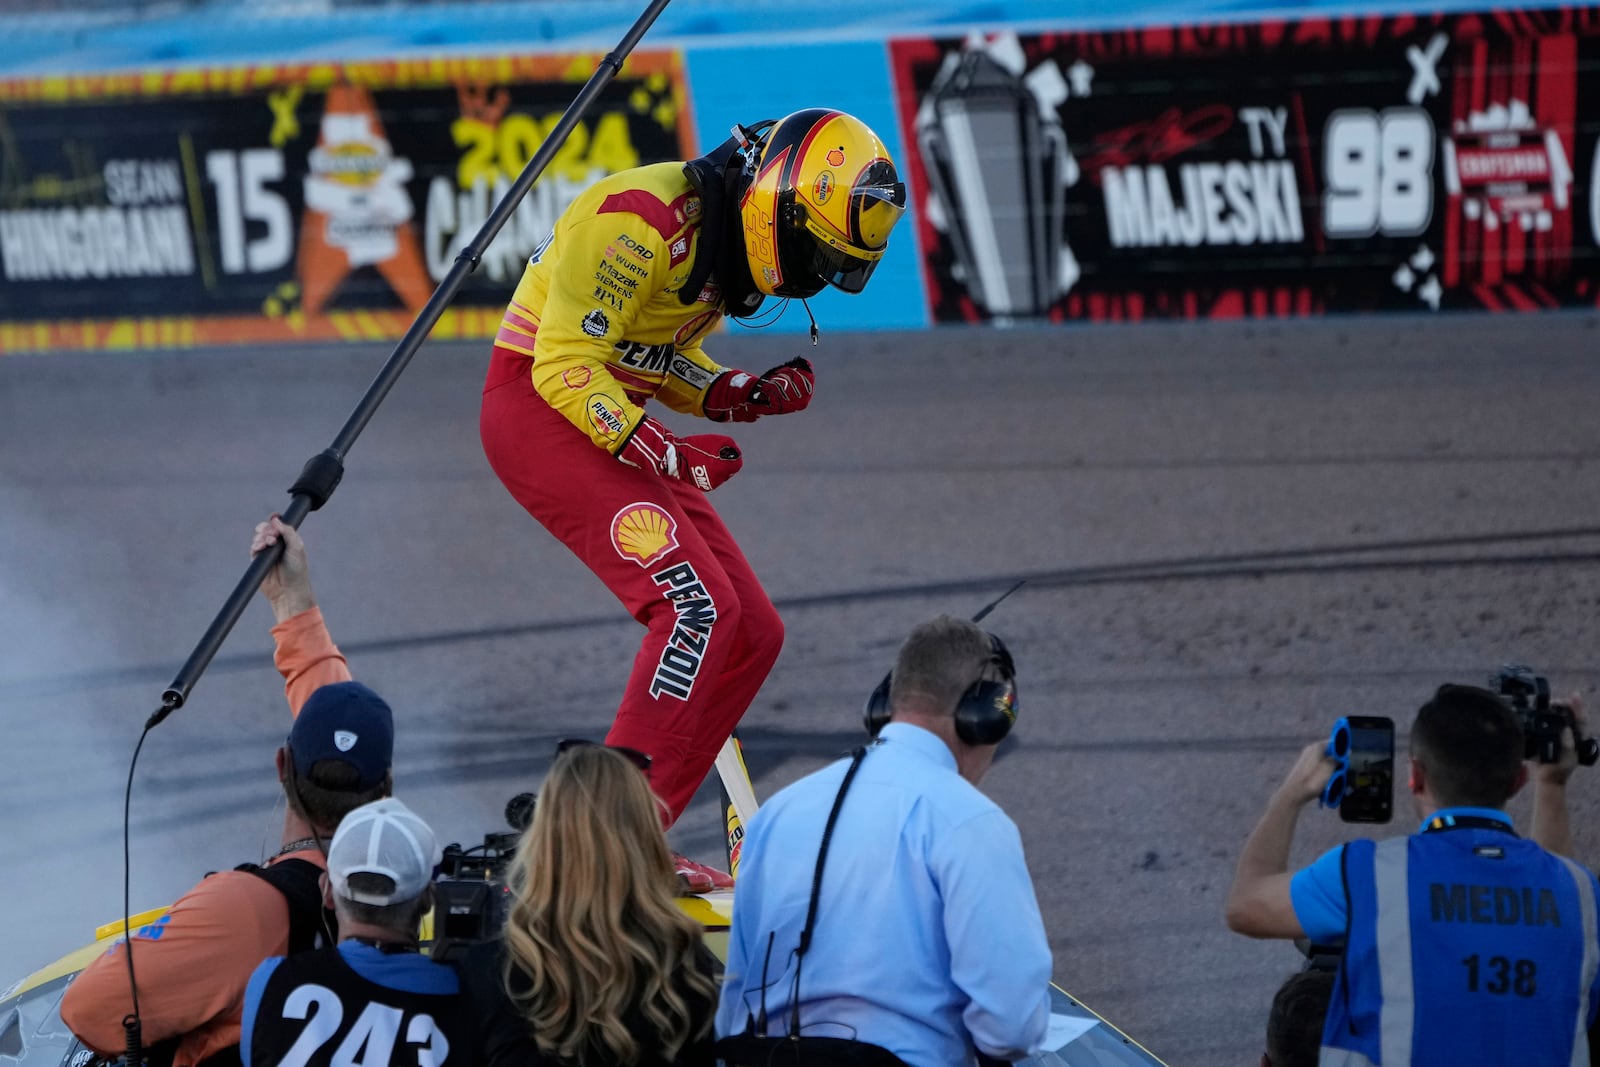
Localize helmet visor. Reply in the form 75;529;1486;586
812;239;880;295
791;189;907;295
818;173;906;294
850;172;908;252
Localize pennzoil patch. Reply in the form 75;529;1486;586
649;562;717;700
587;392;627;440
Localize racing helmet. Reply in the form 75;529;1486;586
737;109;907;299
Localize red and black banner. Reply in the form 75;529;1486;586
889;9;1600;322
0;55;692;351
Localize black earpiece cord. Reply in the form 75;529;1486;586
785;745;870;1039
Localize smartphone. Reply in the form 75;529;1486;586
1340;715;1395;823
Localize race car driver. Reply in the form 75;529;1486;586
479;108;906;888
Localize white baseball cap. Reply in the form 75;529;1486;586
326;797;440;906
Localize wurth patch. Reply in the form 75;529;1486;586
649;561;717;700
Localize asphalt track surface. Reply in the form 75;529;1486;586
7;313;1600;1066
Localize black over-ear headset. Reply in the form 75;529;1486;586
863;632;1019;746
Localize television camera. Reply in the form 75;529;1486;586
429;791;534;963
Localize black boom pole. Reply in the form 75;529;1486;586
148;0;676;728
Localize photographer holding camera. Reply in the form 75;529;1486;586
240;797;466;1067
1225;682;1600;1066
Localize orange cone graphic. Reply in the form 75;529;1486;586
297;83;432;316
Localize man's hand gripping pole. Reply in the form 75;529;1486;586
149;0;678;728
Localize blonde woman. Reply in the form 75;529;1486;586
461;741;721;1067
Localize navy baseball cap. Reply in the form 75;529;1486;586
288;681;394;791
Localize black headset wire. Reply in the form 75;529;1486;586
786;745;870;1040
730;298;791;331
121;724;152;1067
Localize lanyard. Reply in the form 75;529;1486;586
1422;813;1517;836
756;743;871;1037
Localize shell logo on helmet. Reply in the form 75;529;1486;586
736;108;908;299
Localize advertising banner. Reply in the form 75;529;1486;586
0;54;693;351
889;9;1600;322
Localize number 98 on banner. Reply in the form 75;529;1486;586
1322;107;1436;239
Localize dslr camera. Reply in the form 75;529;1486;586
428;792;534;963
1491;665;1599;767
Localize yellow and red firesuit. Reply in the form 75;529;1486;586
480;110;905;830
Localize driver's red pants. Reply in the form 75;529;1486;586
481;343;783;824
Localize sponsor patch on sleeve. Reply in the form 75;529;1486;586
610;502;680;567
669;356;716;391
561;366;592;389
587;392;628;440
581;309;611;337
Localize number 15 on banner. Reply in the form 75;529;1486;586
206;148;293;274
1323;107;1435;239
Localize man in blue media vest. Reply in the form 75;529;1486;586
1224;683;1600;1066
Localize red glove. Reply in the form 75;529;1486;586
618;417;743;492
704;357;815;422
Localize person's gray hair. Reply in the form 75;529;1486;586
888;615;993;714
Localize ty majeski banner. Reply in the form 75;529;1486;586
889;9;1600;322
0;54;692;351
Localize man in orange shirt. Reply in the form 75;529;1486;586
61;517;393;1067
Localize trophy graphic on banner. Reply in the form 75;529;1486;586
916;39;1077;321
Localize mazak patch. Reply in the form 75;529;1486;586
595;259;639;289
649;561;717;700
561;366;592;389
611;502;679;568
581;309;610;337
587;392;627;440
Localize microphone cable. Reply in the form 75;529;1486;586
120;723;153;1067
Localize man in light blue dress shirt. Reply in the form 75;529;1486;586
716;616;1053;1067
